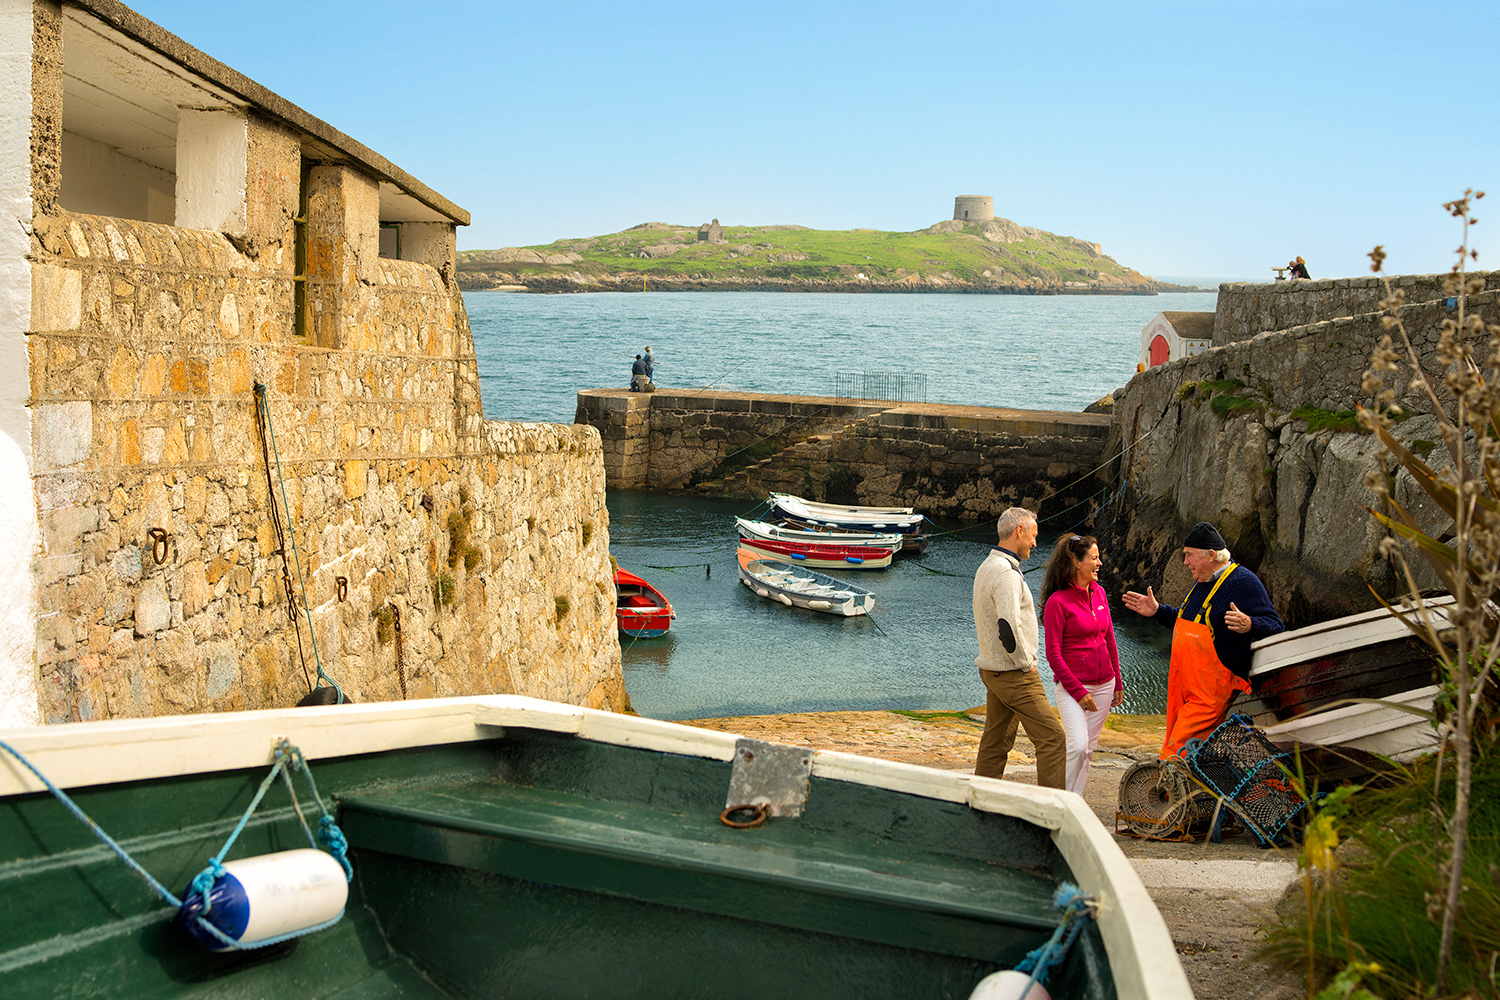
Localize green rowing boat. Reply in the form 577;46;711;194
0;697;1191;999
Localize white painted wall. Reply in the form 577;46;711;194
60;130;174;223
175;108;246;234
0;0;37;726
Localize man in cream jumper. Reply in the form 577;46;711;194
972;507;1066;788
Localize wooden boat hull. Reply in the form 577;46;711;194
767;492;925;536
735;517;905;549
1234;599;1450;761
736;533;896;570
614;566;673;638
736;546;876;616
0;696;1192;999
776;513;932;552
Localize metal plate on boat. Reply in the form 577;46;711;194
726;738;814;818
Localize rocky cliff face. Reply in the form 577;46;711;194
1094;286;1497;624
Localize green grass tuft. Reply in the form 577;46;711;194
1291;406;1365;433
1211;393;1262;417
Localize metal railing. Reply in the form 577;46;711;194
833;372;927;404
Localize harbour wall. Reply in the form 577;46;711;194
24;196;623;724
1213;269;1500;346
575;389;1114;523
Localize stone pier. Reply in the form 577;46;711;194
575;388;1113;523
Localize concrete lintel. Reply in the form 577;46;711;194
64;0;469;226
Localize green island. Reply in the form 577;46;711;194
457;217;1200;294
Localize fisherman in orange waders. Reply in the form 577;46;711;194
1121;522;1285;758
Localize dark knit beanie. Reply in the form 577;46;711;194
1184;521;1226;550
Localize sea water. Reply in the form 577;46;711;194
467;290;1210;718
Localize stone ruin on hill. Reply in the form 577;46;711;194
697;218;725;243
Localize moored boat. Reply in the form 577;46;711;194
767;492;928;550
735;518;899;570
614;566;674;638
736;546;877;616
1233;597;1454;762
0;695;1192;999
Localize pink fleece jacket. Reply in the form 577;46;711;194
1043;582;1123;702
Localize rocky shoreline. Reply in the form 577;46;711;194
458;271;1201;295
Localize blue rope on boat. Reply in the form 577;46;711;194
1012;882;1097;991
0;739;186;908
0;736;351;950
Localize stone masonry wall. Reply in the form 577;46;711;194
575;389;887;490
25;203;623;722
1213;269;1500;346
717;408;1113;523
577;388;1114;525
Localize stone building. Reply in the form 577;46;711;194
952;195;994;223
0;0;624;726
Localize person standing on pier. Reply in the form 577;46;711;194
1121;521;1284;758
972;507;1066;789
1041;534;1123;795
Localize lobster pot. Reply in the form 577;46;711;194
178;848;348;950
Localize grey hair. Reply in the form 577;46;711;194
1211;548;1232;564
995;507;1037;541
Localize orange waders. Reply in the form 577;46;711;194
1159;565;1252;759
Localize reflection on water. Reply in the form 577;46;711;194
610;491;1170;721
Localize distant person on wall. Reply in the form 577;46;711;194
972;507;1066;789
1041;533;1124;795
643;346;655;380
630;354;647;392
1288;257;1310;279
1121;521;1285;759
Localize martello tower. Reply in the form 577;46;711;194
953;195;995;223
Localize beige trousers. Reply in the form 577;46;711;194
974;668;1067;789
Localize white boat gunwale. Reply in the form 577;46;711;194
0;694;1191;1000
734;517;904;549
1249;596;1455;676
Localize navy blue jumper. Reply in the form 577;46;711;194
1147;565;1285;681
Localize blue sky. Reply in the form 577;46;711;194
127;1;1498;283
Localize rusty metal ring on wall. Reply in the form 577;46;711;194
336;576;348;602
147;528;169;565
719;803;770;829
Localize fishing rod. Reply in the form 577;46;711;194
702;357;750;390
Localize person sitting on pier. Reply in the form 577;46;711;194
630;354;648;392
1121;521;1284;759
1288;256;1310;279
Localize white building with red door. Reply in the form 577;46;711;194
1140;311;1213;368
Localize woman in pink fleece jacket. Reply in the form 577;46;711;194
1041;534;1124;794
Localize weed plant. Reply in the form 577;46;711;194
1263;753;1500;998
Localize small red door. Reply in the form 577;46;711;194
1148;335;1170;367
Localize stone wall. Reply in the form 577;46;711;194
577;388;1114;524
1213;269;1500;346
575;389;887;490
718;407;1113;523
1098;287;1500;625
25;208;623;723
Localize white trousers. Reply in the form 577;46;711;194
1058;679;1115;795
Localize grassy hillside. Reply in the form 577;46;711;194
458;218;1179;293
